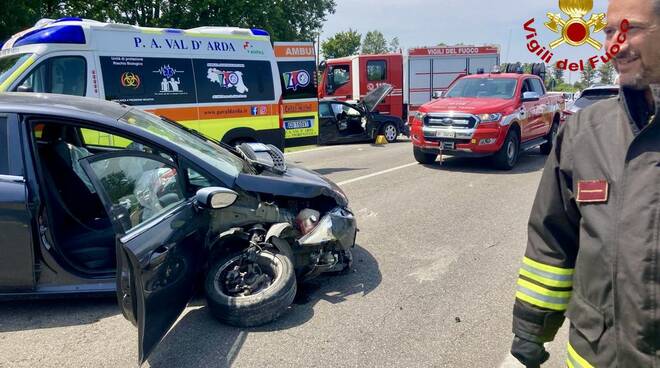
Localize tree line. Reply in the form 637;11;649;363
321;29;399;59
0;0;336;42
501;61;616;92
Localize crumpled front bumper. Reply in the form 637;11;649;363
297;207;357;250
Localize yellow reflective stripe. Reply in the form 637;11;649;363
567;342;594;368
517;278;572;298
523;257;574;276
566;358;576;368
0;55;35;92
515;291;568;311
519;268;573;288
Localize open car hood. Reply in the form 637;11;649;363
362;83;393;112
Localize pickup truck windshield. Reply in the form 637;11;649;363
0;53;33;88
445;78;517;99
120;109;245;178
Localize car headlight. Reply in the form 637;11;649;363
415;112;427;121
478;113;502;122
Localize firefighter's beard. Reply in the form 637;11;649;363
614;49;649;90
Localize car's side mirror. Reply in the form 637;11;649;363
16;85;33;93
522;91;540;102
432;91;444;99
195;187;238;209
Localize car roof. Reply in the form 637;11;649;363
583;84;619;91
461;73;529;80
0;93;131;121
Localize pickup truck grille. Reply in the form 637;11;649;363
424;114;478;129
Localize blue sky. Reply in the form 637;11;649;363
320;0;611;83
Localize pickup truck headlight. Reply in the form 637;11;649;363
415;112;427;121
478;113;502;122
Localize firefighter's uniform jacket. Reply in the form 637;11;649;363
513;88;659;367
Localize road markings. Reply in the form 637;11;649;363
284;145;352;156
336;162;418;186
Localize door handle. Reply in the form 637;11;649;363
149;243;173;268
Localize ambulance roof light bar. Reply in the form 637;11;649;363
14;24;86;47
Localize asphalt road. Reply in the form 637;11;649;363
0;138;570;368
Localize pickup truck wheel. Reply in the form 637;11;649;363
381;122;399;143
205;249;296;327
540;122;558;155
493;130;519;170
413;146;437;164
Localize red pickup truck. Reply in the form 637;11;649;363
410;70;564;169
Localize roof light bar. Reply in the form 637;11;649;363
250;28;270;37
14;25;86;47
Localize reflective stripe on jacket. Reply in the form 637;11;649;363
512;88;659;367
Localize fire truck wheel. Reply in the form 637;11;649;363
381;122;399;143
493;129;519;170
413;147;437;164
540;121;558;155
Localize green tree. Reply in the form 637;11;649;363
389;36;400;53
1;0;336;42
321;29;361;59
361;30;388;54
552;66;564;83
581;63;597;87
598;62;615;84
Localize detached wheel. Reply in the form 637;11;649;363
205;249;296;327
413;146;437;164
493;129;520;170
381;122;399;143
540;122;558;155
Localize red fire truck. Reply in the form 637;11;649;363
318;46;500;123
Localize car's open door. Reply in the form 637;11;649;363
79;151;208;364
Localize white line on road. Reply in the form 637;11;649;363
336;162;418;186
284;145;350;156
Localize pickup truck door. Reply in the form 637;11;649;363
529;78;550;138
519;78;542;140
80;151;208;364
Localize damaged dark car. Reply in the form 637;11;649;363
0;93;357;363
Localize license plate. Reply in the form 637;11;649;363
436;130;455;138
284;118;313;130
442;141;455;150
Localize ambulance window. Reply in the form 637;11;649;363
16;56;86;96
331;66;350;88
367;61;387;81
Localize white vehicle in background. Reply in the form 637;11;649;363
564;84;619;117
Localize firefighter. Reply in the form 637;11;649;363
510;0;660;366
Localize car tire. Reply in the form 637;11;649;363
205;249;296;327
493;129;519;170
539;121;558;155
381;122;399;143
413;146;437;164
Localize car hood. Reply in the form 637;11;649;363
424;97;513;114
235;164;348;206
362;83;393;112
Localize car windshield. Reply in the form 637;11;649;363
0;53;33;87
574;88;619;108
120;109;246;177
445;78;517;99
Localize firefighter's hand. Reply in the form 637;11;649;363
510;336;550;368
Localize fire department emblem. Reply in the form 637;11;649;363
544;0;606;50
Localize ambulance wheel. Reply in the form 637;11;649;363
381;122;399;143
413;147;437;164
540;121;558;155
493;129;519;170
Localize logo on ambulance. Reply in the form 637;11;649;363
207;68;249;94
120;72;141;89
282;70;310;91
154;65;184;93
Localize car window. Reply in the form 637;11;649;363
319;103;334;118
80;128;134;149
16;56;86;96
530;78;545;95
0;117;8;174
367;60;387;81
87;155;185;233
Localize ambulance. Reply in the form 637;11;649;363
0;17;304;149
274;42;319;148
